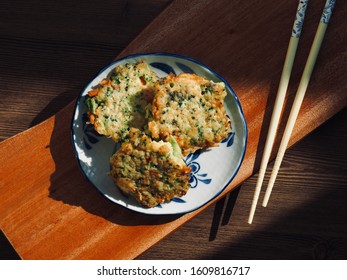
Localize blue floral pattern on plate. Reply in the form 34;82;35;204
71;53;247;215
81;113;102;150
185;151;212;188
150;62;175;75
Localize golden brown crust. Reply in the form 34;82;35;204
148;73;231;156
84;61;232;207
85;60;158;142
109;128;192;208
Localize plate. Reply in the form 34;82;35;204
71;53;247;215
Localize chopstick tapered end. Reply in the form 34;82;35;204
248;205;257;224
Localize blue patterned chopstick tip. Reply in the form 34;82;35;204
320;0;336;24
292;0;309;38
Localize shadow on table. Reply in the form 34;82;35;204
47;97;182;226
205;109;347;259
43;72;287;230
0;230;21;260
207;183;347;259
3;108;346;260
136;109;347;260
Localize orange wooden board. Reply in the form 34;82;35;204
1;0;346;259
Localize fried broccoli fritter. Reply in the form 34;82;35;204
85;60;158;142
148;73;231;156
109;128;192;207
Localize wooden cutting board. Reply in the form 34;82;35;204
0;0;346;259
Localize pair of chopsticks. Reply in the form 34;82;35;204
248;0;336;224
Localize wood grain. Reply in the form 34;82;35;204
0;0;171;141
138;109;347;259
0;0;346;259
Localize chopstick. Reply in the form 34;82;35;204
262;0;336;207
248;0;336;224
248;0;309;224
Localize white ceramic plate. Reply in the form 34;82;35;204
71;53;247;215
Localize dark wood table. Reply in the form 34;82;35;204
1;0;346;260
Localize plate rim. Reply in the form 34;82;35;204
70;52;248;215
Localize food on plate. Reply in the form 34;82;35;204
148;73;231;156
85;60;158;142
109;128;192;207
83;60;233;207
